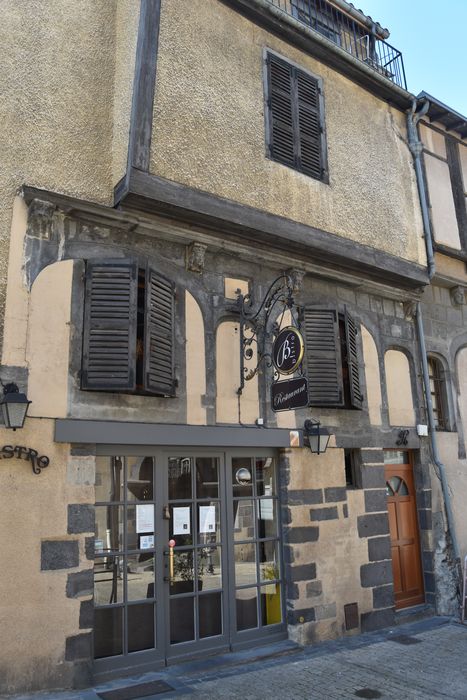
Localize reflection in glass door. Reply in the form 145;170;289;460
93;450;285;674
231;456;282;635
167;456;224;648
94;456;157;661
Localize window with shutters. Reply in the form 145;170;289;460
304;307;363;409
81;259;176;396
265;51;327;182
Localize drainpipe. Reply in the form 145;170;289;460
416;303;460;569
409;98;462;597
407;98;435;279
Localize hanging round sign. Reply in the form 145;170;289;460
272;326;305;375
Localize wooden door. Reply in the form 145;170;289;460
384;451;424;609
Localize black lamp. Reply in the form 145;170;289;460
303;419;330;455
0;383;31;430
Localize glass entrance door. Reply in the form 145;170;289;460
93;450;285;676
166;455;228;655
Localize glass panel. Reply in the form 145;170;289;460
260;584;282;626
233;500;255;540
169;457;192;500
198;502;220;544
94;556;123;605
235;543;257;586
170;503;193;546
232;458;253;497
389;476;401;494
128;603;155;652
127;553;155;601
236;587;258;631
171;551;194;594
196;457;219;499
127;456;154;501
256;457;276;497
399;479;409;496
384;450;409;465
127;504;154;551
386;481;394;496
199;593;222;638
259;540;280;582
94;607;123;658
258;498;277;539
198;546;222;591
95;456;124;502
95;505;123;553
170;596;195;644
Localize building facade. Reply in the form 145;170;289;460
0;0;462;694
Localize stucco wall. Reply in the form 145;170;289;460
0;1;138;354
150;0;425;266
384;350;415;427
0;420;92;693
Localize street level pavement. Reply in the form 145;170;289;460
8;616;467;700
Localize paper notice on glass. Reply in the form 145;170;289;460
140;535;154;550
260;499;273;521
173;506;191;535
199;505;216;534
136;504;154;533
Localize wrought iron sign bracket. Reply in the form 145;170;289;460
236;274;302;395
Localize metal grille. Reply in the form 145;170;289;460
265;0;407;90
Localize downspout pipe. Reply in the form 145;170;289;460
407;98;435;279
416;302;460;567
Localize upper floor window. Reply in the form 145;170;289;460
427;356;447;430
265;52;327;182
81;259;176;396
291;0;341;45
304;307;363;409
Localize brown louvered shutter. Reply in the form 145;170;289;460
296;68;322;179
304;308;344;407
82;260;137;391
267;53;295;169
144;269;176;396
344;308;363;409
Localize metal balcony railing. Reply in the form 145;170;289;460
266;0;407;90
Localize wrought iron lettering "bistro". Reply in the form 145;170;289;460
0;445;50;474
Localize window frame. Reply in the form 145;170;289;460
263;48;329;183
81;259;176;398
303;305;363;409
427;355;449;431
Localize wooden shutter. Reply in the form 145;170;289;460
267;53;295;169
344;308;363;409
304;308;344;407
82;260;137;391
296;68;322;179
267;53;323;180
144;269;176;396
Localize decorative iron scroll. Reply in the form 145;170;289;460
236;274;303;394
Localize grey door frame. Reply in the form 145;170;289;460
93;445;286;678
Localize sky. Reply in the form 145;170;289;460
355;0;467;117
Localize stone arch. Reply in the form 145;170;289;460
215;319;259;425
361;323;382;426
384;348;416;426
26;259;75;418
186;290;207;425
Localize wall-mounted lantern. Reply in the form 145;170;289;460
303;419;330;455
0;383;32;430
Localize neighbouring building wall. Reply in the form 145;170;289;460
283;446;394;642
150;0;425;266
0;1;139;354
